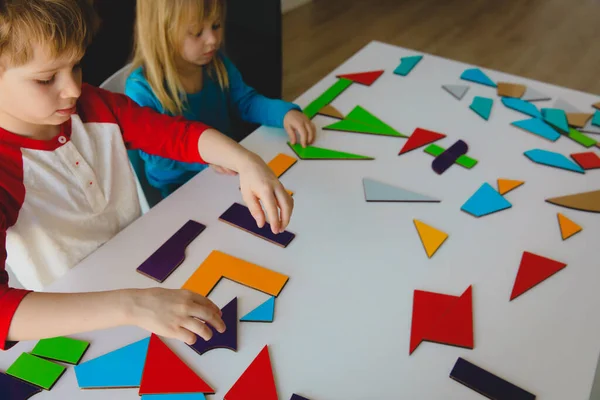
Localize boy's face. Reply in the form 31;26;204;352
181;17;223;67
0;43;82;135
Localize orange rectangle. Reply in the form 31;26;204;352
267;153;297;178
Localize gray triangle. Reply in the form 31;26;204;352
442;84;469;100
521;87;551;102
553;98;580;113
363;178;441;202
581;119;600;134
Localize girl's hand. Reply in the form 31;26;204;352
210;164;238;176
284;109;316;148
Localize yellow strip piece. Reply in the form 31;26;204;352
267;153;297;178
557;213;582;240
414;220;449;258
497;179;524;195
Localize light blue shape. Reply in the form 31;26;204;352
501;97;542;119
592;111;600;127
524;149;585;174
541;108;569;132
460;68;497;88
470;96;494;120
511;118;560;141
142;395;206;400
240;297;275;322
461;183;512;217
75;337;150;389
394;55;423;76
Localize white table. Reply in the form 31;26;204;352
2;41;600;400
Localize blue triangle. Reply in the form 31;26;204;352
75;337;150;389
470;97;493;120
394;55;423;76
240;297;275;322
592;111;600;127
501;98;542;119
511;118;560;141
524;149;585;173
541;108;569;132
461;183;512;217
460;68;497;87
142;394;207;400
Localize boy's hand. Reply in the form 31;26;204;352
238;153;293;234
126;288;225;345
283;109;316;148
210;164;238;176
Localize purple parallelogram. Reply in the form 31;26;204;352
219;203;295;248
188;297;237;356
136;220;206;282
290;395;311;400
0;372;42;400
432;140;468;175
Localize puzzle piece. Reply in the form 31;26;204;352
510;252;567;301
288;143;373;160
219;203;295;248
593;111;600;127
442;84;469;100
546;189;600;213
460;68;496;87
241;296;275;323
267;153;297;178
542;108;569;133
363;178;440;202
335;70;384;86
511;118;560;141
303;78;353;119
497;82;526;98
399;128;446;155
141;395;206;400
461;183;512;217
470;97;493;120
566;113;593;128
557;213;582;240
317;104;344;119
324;105;405;137
188;298;238;355
497;179;524;195
565;128;596;148
394;55;423;76
31;336;89;365
75;337;150;389
7;353;65;391
571;152;600;170
413;220;448;258
521;87;550;102
290;395;311;400
432;140;468;174
524;149;585;173
0;371;42;400
182;250;289;297
137;220;206;283
594;102;600;110
501;98;542;119
224;345;277;400
424;144;478;169
450;358;536;400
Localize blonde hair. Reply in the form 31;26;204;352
131;0;229;115
0;0;99;67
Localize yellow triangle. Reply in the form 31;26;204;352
557;213;582;240
497;179;525;195
318;104;344;119
414;220;449;258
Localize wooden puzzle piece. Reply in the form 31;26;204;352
460;68;496;87
335;70;384;86
413;220;448;258
141;394;206;400
593;111;600;127
363;178;440;202
182;250;289;297
497;82;526;98
461;183;512;217
219;203;296;248
511;118;560;141
139;334;213;396
571;151;600;170
399;128;446;155
442;84;469;100
394;55;423;76
521;87;550;102
565;128;596;148
303;78;353;119
567;113;593;128
267;153;297;178
75;337;150;389
324;105;405;137
0;371;42;400
557;213;582;240
288;143;373;160
510;251;567;301
524;149;584;173
470;96;493;120
594;102;600;110
240;296;275;323
290;395;310;400
542;108;569;133
450;357;536;400
224;345;277;400
188;298;238;355
545;189;600;213
136;220;206;283
424;144;478;169
31;336;89;365
432;140;468;174
7;353;65;391
317;104;344;119
497;179;524;195
501;97;542;119
553;98;580;114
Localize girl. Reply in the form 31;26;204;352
125;0;316;199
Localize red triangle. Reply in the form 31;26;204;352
409;290;457;354
139;334;214;395
399;128;446;155
510;252;567;301
425;286;474;349
335;70;384;86
225;345;278;400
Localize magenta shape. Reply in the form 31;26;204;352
188;297;238;356
0;372;41;400
432;140;468;175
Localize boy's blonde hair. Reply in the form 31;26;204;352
131;0;229;116
0;0;99;67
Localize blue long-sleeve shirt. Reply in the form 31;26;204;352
124;53;300;198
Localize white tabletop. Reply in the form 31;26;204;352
2;41;600;400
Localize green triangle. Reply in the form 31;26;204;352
325;106;405;137
288;143;373;160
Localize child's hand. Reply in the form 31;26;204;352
238;153;293;234
283;109;316;148
126;288;225;345
210;164;238;176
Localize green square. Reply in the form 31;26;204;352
31;336;90;364
7;353;65;390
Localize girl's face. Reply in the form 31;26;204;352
179;17;223;66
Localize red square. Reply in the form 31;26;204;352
571;152;600;170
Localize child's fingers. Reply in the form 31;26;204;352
260;190;281;234
296;124;309;148
181;317;214;342
275;187;293;231
286;126;297;145
175;327;199;346
243;192;266;228
305;121;316;144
